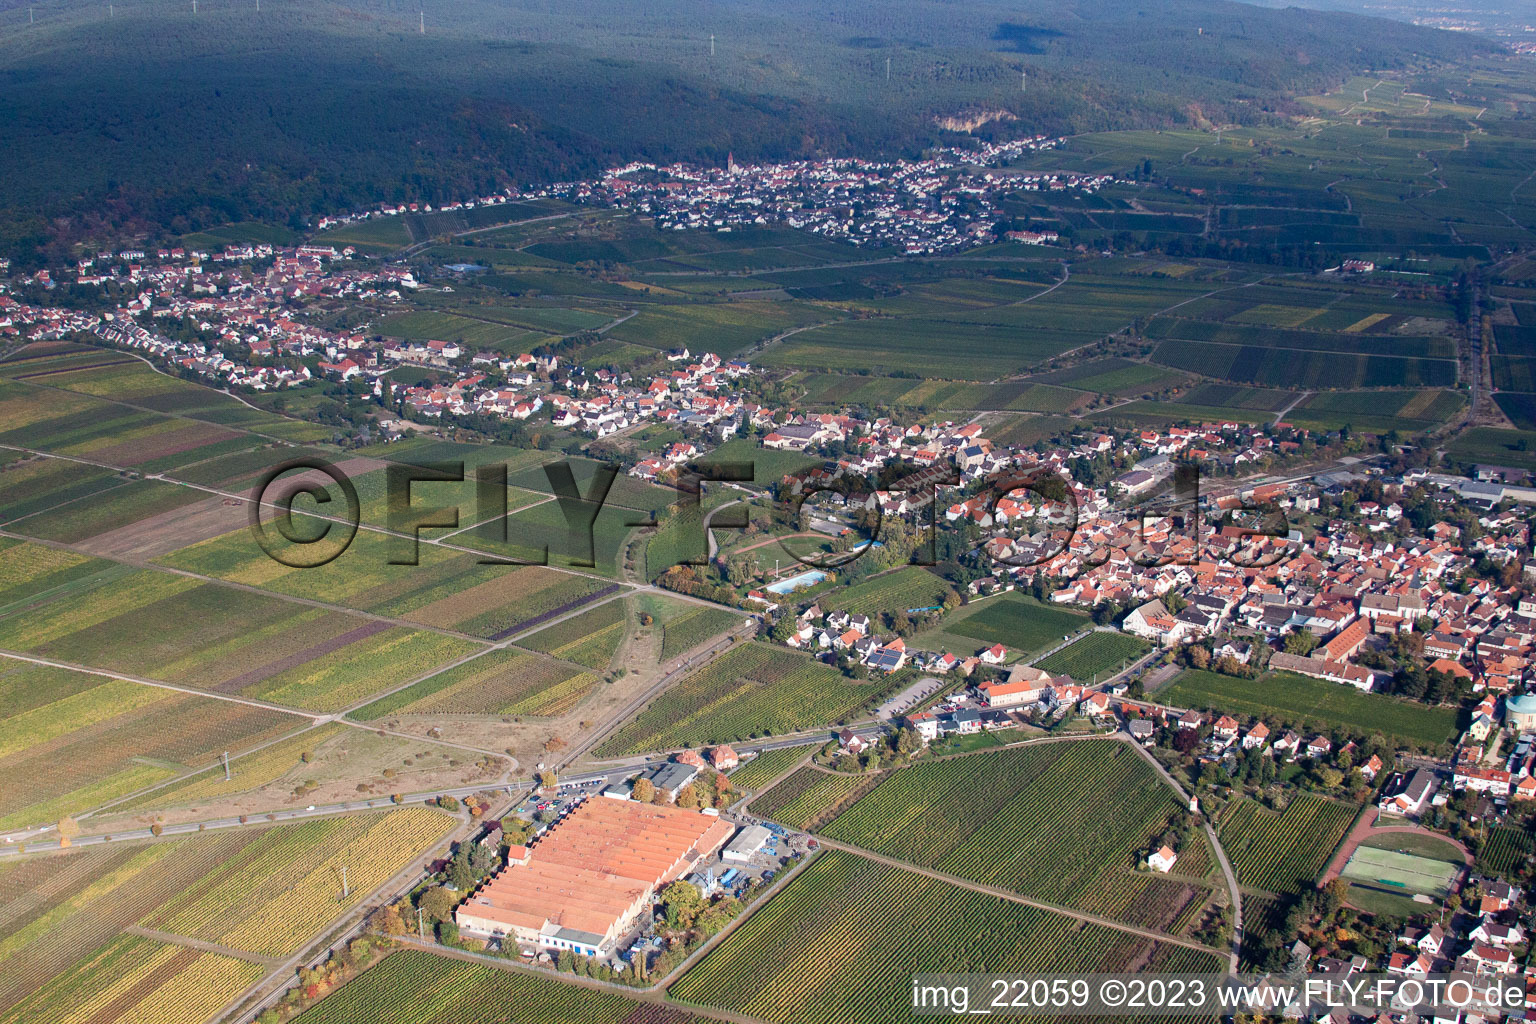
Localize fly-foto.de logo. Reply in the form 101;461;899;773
247;456;1296;573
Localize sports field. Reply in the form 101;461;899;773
1340;846;1458;897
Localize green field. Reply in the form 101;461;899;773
0;456;129;524
0;568;481;712
0;809;452;1020
660;606;744;661
518;598;628;669
0;660;305;830
157;518;613;640
10;478;207;544
728;745;813;792
371;309;548;352
1158;669;1459;750
1286;389;1466;434
291;948;706;1024
671;849;1222;1024
1444;427;1536;471
760;315;1087;378
1030;358;1193;397
818;740;1208;930
605;300;833;358
1151;337;1455;390
593;643;899;756
748;767;878;831
1218;794;1358;893
350;648;597;719
0;538;120;613
824;567;953;619
917;593;1089;660
1034;631;1150;681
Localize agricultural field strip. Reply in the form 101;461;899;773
66;719;334;827
336;588;636;720
0;447;675;648
5;351;309;445
755;266;1070;381
0;546;580;750
0;648;330;723
1152;324;1457;362
0;523;501;646
806;835;1224;957
0;644;507;826
0;475;142;530
434;492;557;539
0;440;734;641
992;271;1284;382
759;733;1228;954
117;810;464;1020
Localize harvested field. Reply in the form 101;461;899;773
72;493;251;560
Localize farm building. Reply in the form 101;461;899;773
455;798;735;955
641;761;701;799
722;825;772;863
977;665;1053;709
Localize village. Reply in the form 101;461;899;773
10;134;1536;1023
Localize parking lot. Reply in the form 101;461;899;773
876;675;948;719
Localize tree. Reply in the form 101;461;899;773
536;770;558;791
659;880;705;931
632;777;656;803
418;885;460;922
1319;767;1344;789
372;905;406;937
1282;630;1318;656
340;937;371;969
149;822;163;837
677;783;700;809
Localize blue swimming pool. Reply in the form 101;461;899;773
764;569;828;594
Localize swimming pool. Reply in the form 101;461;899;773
764;569;828;594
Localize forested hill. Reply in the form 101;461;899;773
0;0;1496;259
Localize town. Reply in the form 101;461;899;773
6;15;1536;1022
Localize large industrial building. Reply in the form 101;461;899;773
455;797;736;956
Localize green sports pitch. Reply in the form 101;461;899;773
1340;846;1459;898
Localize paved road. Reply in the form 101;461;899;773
703;499;745;561
1;792;477;854
1121;738;1243;972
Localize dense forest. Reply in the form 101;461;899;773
0;0;1497;258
